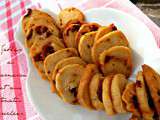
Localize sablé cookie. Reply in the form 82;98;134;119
102;75;115;115
92;30;129;64
111;74;127;113
78;31;97;63
122;82;141;117
55;64;85;104
63;23;82;48
30;37;64;80
142;64;160;117
51;57;86;92
75;23;100;47
77;64;98;110
57;7;85;29
136;71;154;120
95;23;117;42
89;73;104;110
99;46;132;77
44;48;78;91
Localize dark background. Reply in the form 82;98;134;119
131;0;160;26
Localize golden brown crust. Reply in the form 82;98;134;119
92;30;129;64
51;57;86;92
142;64;160;116
122;82;141;117
136;71;154;120
95;24;117;42
77;64;98;110
102;75;116;115
63;23;81;48
75;23;100;47
55;64;85;104
111;74;127;113
89;73;104;110
78;31;97;63
99;46;132;77
30;36;64;80
57;7;85;29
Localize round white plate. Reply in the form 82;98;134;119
15;8;160;120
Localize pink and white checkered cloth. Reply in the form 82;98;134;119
0;0;160;120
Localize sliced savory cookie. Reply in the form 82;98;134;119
95;23;117;42
142;64;160;116
78;31;97;63
99;46;132;77
89;73;104;110
57;7;85;29
92;30;129;64
136;71;154;120
51;57;86;92
22;9;60;38
63;23;82;48
75;23;100;47
77;64;98;110
55;64;85;104
111;74;127;113
44;48;78;89
122;82;141;117
102;75;115;115
30;37;64;80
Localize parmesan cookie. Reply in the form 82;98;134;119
111;74;127;113
92;30;129;64
99;46;132;77
102;75;115;115
55;64;85;104
63;23;82;48
44;48;78;90
142;64;160;117
95;23;117;42
136;71;154;120
122;82;141;117
89;73;104;110
51;57;86;92
75;23;100;47
78;31;97;63
77;64;98;110
57;7;85;29
30;37;64;80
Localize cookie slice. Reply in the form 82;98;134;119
136;71;154;120
99;46;132;77
95;24;117;42
22;9;60;37
55;64;85;104
111;74;127;113
30;37;64;80
63;23;81;48
102;75;115;115
78;31;97;63
77;64;98;110
92;30;129;64
57;7;85;29
89;73;104;110
142;64;160;117
122;82;141;117
51;57;86;92
75;23;100;47
44;48;78;89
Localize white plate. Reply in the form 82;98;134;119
15;8;160;120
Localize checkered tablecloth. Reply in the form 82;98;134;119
0;0;160;120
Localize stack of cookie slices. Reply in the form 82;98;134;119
22;7;160;120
